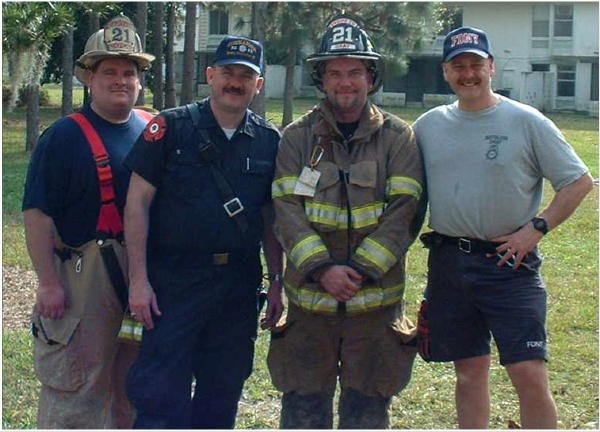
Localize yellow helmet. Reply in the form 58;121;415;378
74;14;155;83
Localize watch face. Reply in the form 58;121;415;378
533;217;548;233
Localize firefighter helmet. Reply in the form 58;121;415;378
74;14;155;84
307;14;383;95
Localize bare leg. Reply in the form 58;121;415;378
506;359;557;429
454;355;491;429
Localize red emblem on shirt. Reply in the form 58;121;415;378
143;116;167;142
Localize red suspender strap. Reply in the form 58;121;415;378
69;112;123;240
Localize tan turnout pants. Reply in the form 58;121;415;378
32;239;138;429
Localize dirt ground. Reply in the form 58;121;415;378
2;266;37;331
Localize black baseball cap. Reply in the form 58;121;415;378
442;26;493;62
213;36;263;75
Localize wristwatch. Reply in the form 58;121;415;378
531;217;548;235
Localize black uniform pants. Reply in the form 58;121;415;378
126;264;260;429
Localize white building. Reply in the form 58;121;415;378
177;2;599;114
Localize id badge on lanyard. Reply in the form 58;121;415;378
294;145;325;197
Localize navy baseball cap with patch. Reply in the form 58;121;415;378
214;36;264;75
442;26;493;62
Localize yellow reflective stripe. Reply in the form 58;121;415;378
286;283;404;314
289;234;328;267
352;202;384;229
355;237;397;273
305;201;384;229
286;285;339;313
386;176;422;200
272;176;298;198
346;284;404;313
305;201;346;228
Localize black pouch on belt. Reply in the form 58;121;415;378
420;231;442;249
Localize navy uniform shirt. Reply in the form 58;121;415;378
22;104;149;247
125;98;280;265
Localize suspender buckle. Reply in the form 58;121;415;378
223;197;244;217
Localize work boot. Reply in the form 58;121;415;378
338;387;391;429
280;391;334;429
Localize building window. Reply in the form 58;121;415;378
532;4;550;37
557;64;575;97
591;63;599;102
553;4;573;37
209;10;228;35
531;64;550;72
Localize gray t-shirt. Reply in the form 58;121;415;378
413;95;588;239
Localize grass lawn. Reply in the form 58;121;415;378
2;84;598;429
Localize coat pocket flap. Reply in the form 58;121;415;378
348;160;377;188
316;161;340;191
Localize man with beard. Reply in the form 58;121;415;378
268;14;424;428
413;26;593;428
23;15;154;428
123;36;284;429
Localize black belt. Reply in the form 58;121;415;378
420;232;501;254
187;251;246;266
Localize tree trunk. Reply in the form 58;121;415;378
25;84;40;152
135;2;148;106
83;11;100;105
61;28;74;116
282;43;297;128
151;2;165;111
250;2;267;117
180;2;198;105
165;3;177;108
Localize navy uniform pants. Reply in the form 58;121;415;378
126;261;260;429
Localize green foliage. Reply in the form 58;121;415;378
2;90;598;429
2;330;39;430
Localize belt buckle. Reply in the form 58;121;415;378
223;198;244;217
212;253;229;265
458;238;472;253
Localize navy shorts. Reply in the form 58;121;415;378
423;242;548;365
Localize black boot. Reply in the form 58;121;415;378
280;391;334;429
338;387;391;429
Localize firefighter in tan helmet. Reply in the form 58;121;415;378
267;13;425;428
23;14;154;428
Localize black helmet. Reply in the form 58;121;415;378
307;14;383;95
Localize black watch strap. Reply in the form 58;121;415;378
531;217;548;235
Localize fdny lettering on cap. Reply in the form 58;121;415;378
143;116;167;142
450;32;480;48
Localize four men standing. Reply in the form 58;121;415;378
21;12;593;431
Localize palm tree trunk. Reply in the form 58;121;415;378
250;2;267;117
61;28;74;116
282;43;297;128
135;2;148;106
180;2;198;105
165;3;177;108
25;84;40;151
151;2;165;111
83;11;100;105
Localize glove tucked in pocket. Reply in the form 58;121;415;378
417;299;431;362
